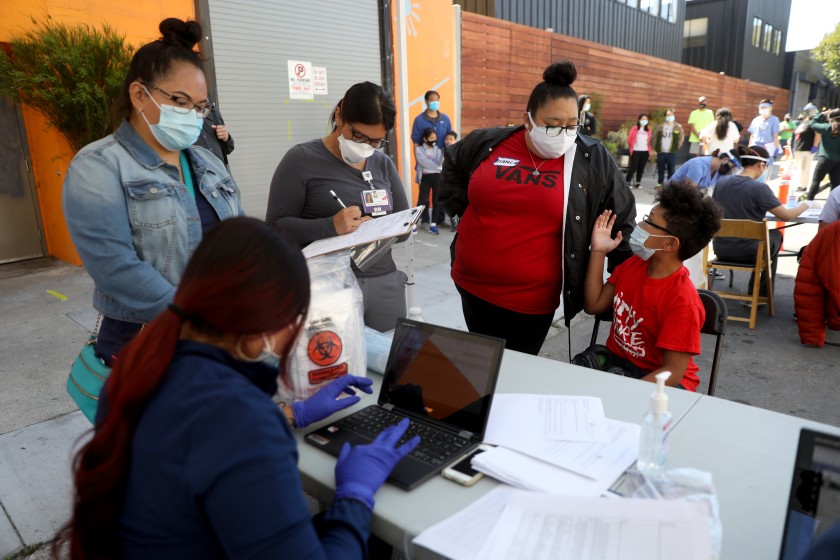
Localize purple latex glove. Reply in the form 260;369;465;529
811;146;819;154
291;375;373;428
334;417;420;509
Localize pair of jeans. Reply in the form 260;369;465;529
656;152;676;184
807;156;840;200
626;151;649;184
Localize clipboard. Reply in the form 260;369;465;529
302;206;425;259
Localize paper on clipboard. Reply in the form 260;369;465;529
302;206;425;259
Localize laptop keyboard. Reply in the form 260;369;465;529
338;406;470;466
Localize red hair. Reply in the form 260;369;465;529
55;217;310;559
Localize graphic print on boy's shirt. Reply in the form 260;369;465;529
611;289;647;359
451;128;566;314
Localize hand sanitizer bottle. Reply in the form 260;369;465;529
637;371;672;476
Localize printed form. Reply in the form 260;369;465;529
485;394;607;442
301;206;423;258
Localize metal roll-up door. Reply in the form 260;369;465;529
206;0;382;217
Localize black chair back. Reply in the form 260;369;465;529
697;289;727;396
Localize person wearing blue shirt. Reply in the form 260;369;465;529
56;217;419;559
411;90;453;149
749;99;781;157
669;149;740;191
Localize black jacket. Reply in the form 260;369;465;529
194;105;235;165
439;126;636;326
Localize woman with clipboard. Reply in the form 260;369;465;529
267;82;409;331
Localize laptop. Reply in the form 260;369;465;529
305;318;505;490
779;428;840;559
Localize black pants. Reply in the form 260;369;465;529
417;173;444;224
456;284;554;355
807;156;840;200
626;151;649;184
656;152;676;184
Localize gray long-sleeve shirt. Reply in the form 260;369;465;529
266;139;408;277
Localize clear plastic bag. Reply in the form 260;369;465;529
281;251;366;401
364;326;394;374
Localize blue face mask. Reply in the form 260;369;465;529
238;334;281;371
428;100;440;111
665;115;675;123
629;225;671;261
141;86;203;151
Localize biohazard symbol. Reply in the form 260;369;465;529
307;331;342;366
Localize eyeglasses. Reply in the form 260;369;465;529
528;113;581;137
347;123;389;148
144;83;214;118
642;214;676;236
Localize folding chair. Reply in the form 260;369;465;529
706;219;774;329
697;289;727;396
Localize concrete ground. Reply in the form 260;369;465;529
1;171;838;558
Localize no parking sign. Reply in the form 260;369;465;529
287;60;314;100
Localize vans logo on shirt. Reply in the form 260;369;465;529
493;157;519;167
495;166;560;188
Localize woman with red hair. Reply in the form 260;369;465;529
55;217;418;559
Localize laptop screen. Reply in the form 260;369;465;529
379;319;504;438
780;428;840;559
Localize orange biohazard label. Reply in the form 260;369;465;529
307;331;343;366
308;363;348;385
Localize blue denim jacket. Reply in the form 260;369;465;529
63;120;243;323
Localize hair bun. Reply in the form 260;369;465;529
159;18;202;50
543;61;577;87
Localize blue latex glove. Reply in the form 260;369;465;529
291;375;373;428
811;146;819;154
334;417;420;509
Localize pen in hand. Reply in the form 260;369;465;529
329;190;347;209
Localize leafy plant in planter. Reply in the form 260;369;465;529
0;18;133;154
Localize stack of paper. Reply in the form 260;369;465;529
475;394;639;496
413;486;711;560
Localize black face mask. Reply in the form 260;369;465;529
425;140;436;147
699;104;707;109
719;163;732;175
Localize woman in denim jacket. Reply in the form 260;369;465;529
62;18;242;365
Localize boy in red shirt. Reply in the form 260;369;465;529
583;180;722;391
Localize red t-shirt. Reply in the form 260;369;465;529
452;129;565;314
606;256;704;392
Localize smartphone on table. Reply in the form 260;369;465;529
441;444;493;486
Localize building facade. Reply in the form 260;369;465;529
682;0;791;88
455;0;686;62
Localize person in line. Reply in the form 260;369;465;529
806;109;840;201
668;148;740;192
749;99;781;157
193;103;234;167
818;186;840;229
795;219;840;347
651;109;684;188
55;217;419;559
444;130;458;146
712;145;821;301
794;103;821;192
583;180;722;391
626;114;654;189
699;107;740;155
578;94;597;137
411;90;452;150
688;96;715;157
62;18;242;366
415;127;444;235
267;82;409;332
440;61;636;355
780;113;798;151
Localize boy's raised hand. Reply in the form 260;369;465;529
590;210;623;254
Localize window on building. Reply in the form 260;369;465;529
616;0;639;8
660;0;677;23
774;29;782;55
752;17;762;48
640;0;658;15
683;17;708;49
763;23;773;51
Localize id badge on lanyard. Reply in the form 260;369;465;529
359;170;392;216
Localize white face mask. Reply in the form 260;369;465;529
760;107;771;117
583;103;591;112
527;113;576;159
337;133;376;165
639;120;649;127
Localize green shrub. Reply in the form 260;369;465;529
0;17;133;154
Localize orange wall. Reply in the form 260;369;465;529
1;1;195;266
392;0;457;206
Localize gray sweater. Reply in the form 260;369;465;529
267;139;408;277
